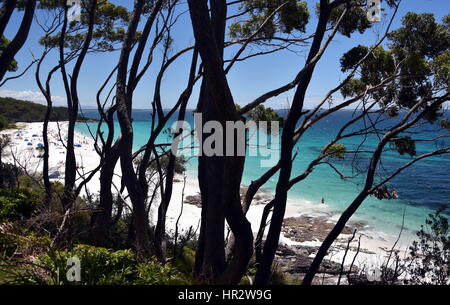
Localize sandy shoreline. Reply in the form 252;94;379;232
1;121;414;281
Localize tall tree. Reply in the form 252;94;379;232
90;0;166;247
250;0;372;285
302;11;450;285
35;0;129;245
114;0;152;257
188;0;254;284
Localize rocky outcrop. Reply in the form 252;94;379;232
281;216;366;243
274;244;360;285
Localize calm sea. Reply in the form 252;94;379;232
76;109;450;237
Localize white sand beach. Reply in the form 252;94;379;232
1;121;413;281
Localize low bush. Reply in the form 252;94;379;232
135;259;189;285
35;244;190;285
0;187;42;222
406;206;449;285
39;244;137;285
0;233;19;259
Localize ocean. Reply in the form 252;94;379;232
76;109;450;238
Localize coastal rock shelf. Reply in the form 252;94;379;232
281;216;367;243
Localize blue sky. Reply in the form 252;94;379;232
1;0;449;109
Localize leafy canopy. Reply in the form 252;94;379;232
0;37;18;72
229;0;310;40
39;0;130;52
340;13;450;122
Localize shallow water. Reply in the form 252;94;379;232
76;109;450;238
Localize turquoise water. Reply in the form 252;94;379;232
76;110;450;237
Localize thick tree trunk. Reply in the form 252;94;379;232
194;84;227;281
226;163;279;261
90;139;121;246
188;0;253;284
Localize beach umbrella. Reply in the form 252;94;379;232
49;172;60;179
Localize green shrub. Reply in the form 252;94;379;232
0;233;19;258
0;114;8;130
0;187;41;222
173;246;196;276
406;206;449;285
0;232;51;260
39;244;137;285
325;143;347;159
0;163;22;189
135;259;189;285
109;216;131;249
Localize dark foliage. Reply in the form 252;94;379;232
406;206;449;285
0;97;91;122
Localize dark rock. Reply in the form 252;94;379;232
281;216;365;243
184;194;202;207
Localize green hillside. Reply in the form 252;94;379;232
0;97;70;123
0;97;93;130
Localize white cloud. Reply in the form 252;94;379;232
0;89;66;105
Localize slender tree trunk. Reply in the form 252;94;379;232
61;0;98;211
42;98;52;204
0;144;3;187
90;96;120;245
0;0;35;81
52;1;98;248
36;56;60;205
115;0;152;257
302;191;370;285
226;164;279;261
302;138;387;284
254;4;332;285
154;49;199;260
0;0;17;38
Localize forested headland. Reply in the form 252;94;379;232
0;97;93;130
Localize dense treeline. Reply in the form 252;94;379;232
0;97;91;124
